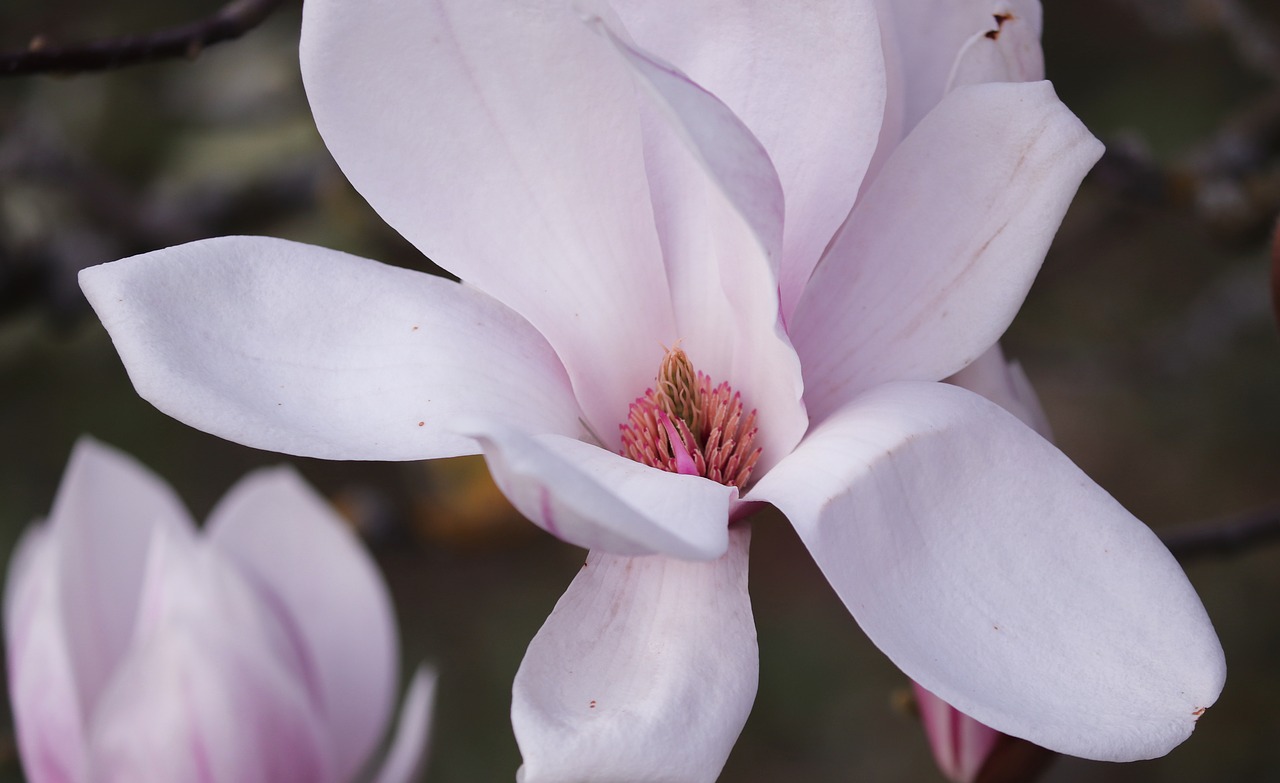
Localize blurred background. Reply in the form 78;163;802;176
1;0;1279;780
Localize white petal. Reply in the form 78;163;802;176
88;520;334;783
4;526;89;783
590;19;784;267
611;0;887;320
372;666;439;783
591;22;807;468
946;344;1052;439
47;439;195;725
513;527;756;783
206;467;399;781
947;20;1044;93
79;236;581;460
465;420;735;559
874;0;1043;139
301;0;678;432
793;81;1104;424
749;382;1225;760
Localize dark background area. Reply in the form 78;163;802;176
1;0;1279;780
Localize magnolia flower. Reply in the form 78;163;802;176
4;439;435;783
79;0;1224;780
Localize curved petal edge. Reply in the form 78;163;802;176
750;381;1225;761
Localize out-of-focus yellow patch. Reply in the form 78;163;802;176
410;455;538;550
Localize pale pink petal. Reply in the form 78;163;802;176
793;81;1104;424
874;0;1043;139
2;523;46;628
4;526;89;783
612;0;887;320
947;344;1052;439
205;467;398;782
591;22;807;468
862;0;1043;198
589;18;784;266
749;382;1225;760
372;666;438;783
79;236;581;461
947;15;1044;92
914;682;1002;783
47;439;194;726
300;0;677;433
466;421;735;559
513;527;756;783
88;521;334;783
87;635;333;783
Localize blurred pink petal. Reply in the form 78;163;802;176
4;440;431;783
915;682;1003;783
47;439;194;720
4;526;88;783
206;467;400;780
372;666;439;783
87;521;333;783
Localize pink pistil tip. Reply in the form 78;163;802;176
657;410;700;476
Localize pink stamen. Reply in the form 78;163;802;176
618;348;762;489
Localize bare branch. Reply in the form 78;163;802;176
1163;503;1280;561
0;0;287;77
1201;0;1280;83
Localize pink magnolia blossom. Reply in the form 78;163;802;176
4;439;434;783
79;0;1223;780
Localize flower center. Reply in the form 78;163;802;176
618;347;761;489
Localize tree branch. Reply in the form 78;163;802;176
0;0;287;77
1271;218;1280;329
1163;503;1280;561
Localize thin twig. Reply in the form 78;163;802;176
0;0;287;77
1163;503;1280;561
1271;218;1280;329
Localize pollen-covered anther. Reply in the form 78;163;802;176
618;347;762;489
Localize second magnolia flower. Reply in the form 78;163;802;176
5;439;433;783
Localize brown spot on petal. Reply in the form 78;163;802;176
986;12;1014;39
589;700;597;709
1192;707;1207;717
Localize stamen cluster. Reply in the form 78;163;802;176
619;348;762;489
